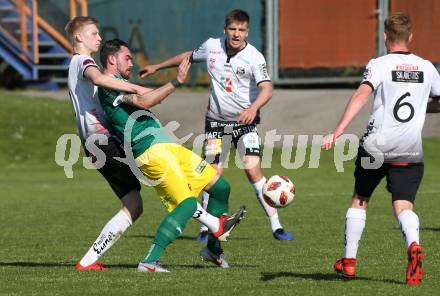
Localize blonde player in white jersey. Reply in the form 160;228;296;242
323;13;440;286
139;9;294;242
66;16;150;271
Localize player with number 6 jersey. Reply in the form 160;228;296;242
360;49;440;163
322;12;440;286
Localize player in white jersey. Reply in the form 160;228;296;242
139;9;294;242
322;13;440;285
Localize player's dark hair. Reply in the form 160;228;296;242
65;16;99;41
100;39;129;68
385;12;412;43
225;9;250;27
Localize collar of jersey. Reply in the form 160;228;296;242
111;73;127;81
389;51;411;55
224;37;248;61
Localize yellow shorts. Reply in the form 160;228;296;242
136;143;217;211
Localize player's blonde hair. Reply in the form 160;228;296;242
385;12;412;43
65;16;99;42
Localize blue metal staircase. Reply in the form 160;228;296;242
0;0;71;89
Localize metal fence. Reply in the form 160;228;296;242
3;0;438;87
266;0;440;85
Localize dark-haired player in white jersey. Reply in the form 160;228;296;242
139;9;293;243
323;13;440;286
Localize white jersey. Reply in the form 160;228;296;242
361;52;440;163
67;54;109;143
192;37;270;123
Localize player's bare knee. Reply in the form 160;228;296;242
351;194;369;209
242;155;260;170
392;200;413;217
245;167;263;184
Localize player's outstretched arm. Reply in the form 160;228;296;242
122;57;191;109
322;84;372;150
426;98;440;113
84;66;152;94
139;51;193;78
238;81;273;124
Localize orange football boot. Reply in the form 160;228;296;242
406;242;424;286
334;258;356;279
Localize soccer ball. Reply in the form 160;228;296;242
263;175;295;208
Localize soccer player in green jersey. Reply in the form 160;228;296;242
98;39;245;272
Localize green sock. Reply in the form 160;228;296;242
143;197;197;262
143;244;164;263
207;233;223;255
206;176;230;217
206;176;231;255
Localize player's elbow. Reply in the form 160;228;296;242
264;84;273;100
259;82;273;97
140;102;154;109
267;86;273;98
135;96;155;109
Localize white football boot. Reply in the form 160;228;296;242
200;247;229;268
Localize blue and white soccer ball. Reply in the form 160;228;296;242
263;175;295;208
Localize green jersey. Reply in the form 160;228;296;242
98;75;171;158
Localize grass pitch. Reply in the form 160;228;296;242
0;90;439;295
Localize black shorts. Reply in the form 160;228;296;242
203;117;261;164
354;148;424;203
84;136;141;199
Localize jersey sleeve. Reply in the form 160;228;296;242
191;39;210;62
251;51;271;84
78;55;98;80
98;75;128;107
430;64;440;97
98;86;120;107
361;59;382;91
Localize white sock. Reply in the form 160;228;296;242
398;209;420;247
193;202;219;233
79;210;132;266
269;212;283;232
252;177;280;231
199;191;209;232
344;208;366;259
